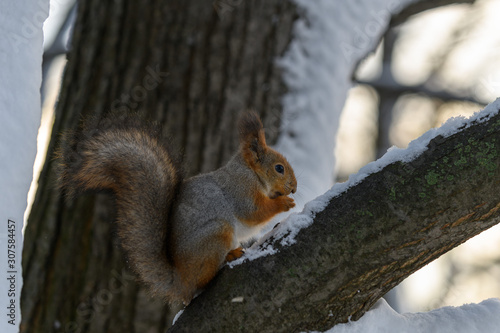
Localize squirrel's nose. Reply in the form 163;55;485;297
291;187;296;194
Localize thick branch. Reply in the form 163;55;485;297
170;104;500;332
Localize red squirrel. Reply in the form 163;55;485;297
60;111;297;304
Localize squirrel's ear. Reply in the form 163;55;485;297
238;111;267;166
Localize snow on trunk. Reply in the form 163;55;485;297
0;0;48;331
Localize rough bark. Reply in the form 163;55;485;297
21;1;295;332
170;104;500;333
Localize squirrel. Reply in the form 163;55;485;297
59;111;297;305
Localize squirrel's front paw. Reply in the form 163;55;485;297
226;247;245;262
280;196;295;211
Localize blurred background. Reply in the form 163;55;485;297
336;0;500;313
31;0;500;314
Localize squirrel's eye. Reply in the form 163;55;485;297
275;164;285;174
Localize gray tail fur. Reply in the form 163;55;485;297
59;115;183;301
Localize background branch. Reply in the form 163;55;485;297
390;0;476;26
357;77;487;105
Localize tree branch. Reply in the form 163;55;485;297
390;0;476;26
356;77;487;106
170;102;500;332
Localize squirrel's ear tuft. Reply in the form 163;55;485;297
238;111;265;144
238;111;267;166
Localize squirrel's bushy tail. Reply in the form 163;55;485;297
59;116;183;301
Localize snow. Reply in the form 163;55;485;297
0;0;48;331
42;0;74;51
172;309;184;325
320;298;500;333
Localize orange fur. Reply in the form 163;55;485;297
174;223;236;297
240;190;296;226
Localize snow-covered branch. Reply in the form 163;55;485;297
171;100;500;332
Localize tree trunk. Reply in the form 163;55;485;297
21;1;296;332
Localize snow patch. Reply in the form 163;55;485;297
172;309;184;325
320;298;500;333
